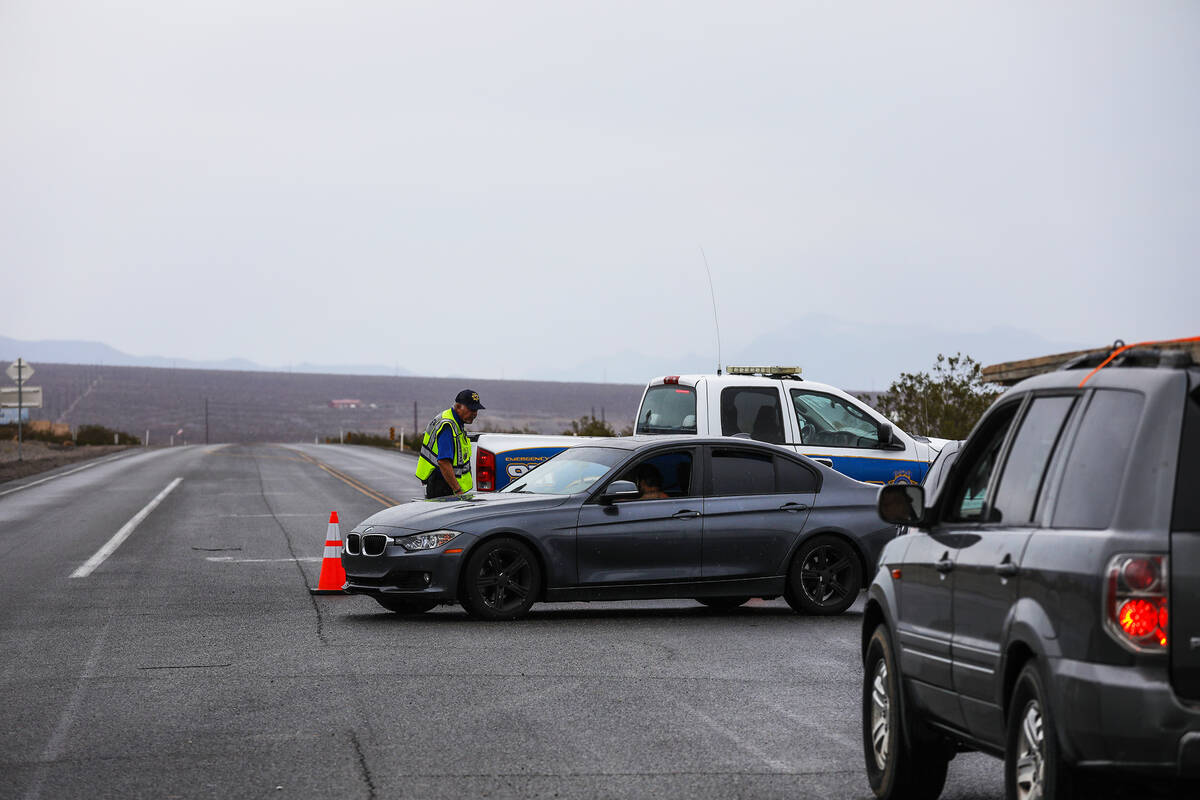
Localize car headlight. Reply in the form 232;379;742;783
393;530;461;551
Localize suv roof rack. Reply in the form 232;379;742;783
982;337;1200;387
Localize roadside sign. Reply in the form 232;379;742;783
6;358;34;384
0;386;42;408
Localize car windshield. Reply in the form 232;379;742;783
500;446;627;495
636;384;698;435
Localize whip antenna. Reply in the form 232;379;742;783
700;246;722;375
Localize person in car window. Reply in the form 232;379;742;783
635;464;669;500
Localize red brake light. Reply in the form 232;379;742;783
477;448;496;492
1118;599;1159;638
663;376;680;385
1104;554;1168;653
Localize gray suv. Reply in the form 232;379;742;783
861;348;1200;799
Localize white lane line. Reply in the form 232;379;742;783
674;698;796;773
22;617;113;800
206;556;321;563
0;451;138;498
214;513;327;518
70;478;183;579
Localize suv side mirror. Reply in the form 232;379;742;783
600;480;639;504
877;423;907;451
878;484;928;526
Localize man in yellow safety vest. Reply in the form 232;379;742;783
414;389;484;498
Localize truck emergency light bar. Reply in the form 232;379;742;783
726;366;803;377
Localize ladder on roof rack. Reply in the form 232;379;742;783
982;338;1200;386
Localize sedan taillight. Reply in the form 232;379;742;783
1104;554;1169;653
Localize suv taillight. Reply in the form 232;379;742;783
1104;554;1169;653
477;448;496;492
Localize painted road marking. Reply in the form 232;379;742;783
205;556;321;563
0;450;139;498
287;449;398;506
70;478;183;578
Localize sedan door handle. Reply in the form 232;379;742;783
779;502;809;512
935;556;954;574
813;458;833;468
672;510;701;519
995;558;1019;578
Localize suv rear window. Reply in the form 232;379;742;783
636;385;697;435
1051;390;1145;530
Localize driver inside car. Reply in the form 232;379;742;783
634;464;669;500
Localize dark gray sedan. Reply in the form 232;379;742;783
342;436;897;620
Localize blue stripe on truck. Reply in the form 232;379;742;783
807;455;929;485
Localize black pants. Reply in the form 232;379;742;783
424;470;455;499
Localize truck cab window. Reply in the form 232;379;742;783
636;385;697;435
720;387;785;444
790;389;883;449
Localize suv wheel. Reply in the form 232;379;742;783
1006;663;1076;800
862;625;951;800
460;537;541;621
373;597;437;615
786;534;862;615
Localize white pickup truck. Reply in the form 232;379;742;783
471;367;945;491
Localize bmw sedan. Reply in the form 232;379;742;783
342;436;897;620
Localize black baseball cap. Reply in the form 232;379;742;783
455;389;485;411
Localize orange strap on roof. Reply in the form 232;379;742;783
1078;335;1200;387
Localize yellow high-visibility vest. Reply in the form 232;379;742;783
414;409;472;493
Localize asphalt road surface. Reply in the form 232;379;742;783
0;444;1004;800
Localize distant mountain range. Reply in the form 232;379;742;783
4;318;1089;390
0;336;413;377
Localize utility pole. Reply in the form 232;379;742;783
205;397;209;444
17;372;22;462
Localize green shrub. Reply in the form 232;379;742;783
0;423;68;444
76;424;141;446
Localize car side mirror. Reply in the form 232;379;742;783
600;480;639;504
877;423;906;451
878;484;928;526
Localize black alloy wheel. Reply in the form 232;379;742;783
786;534;862;615
862;625;952;800
695;597;751;610
461;537;541;621
373;596;438;615
1005;663;1076;800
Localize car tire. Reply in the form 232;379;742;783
695;597;751;610
373;597;438;615
863;624;952;800
785;534;862;615
1005;663;1076;800
460;537;541;621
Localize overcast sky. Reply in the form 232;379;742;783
2;1;1197;385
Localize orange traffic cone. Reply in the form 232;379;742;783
309;511;348;595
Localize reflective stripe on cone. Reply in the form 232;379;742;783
310;511;348;595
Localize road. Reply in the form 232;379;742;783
0;444;1003;799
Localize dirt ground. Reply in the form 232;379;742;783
0;441;134;485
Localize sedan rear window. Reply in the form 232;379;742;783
636;385;697;435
